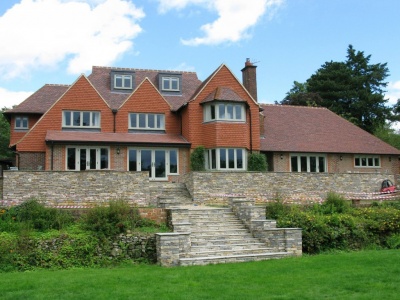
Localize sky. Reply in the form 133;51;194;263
1;0;400;109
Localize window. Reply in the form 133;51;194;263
129;113;165;130
205;148;246;170
15;116;28;129
162;77;179;91
355;155;380;167
159;73;182;94
204;102;245;122
114;74;132;89
63;111;100;128
290;154;326;173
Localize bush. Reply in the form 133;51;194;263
80;200;151;237
190;146;205;171
247;152;267;171
0;200;74;232
317;192;351;214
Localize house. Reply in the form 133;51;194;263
5;59;400;181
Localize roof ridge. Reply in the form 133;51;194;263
260;103;328;110
92;66;197;74
44;84;70;87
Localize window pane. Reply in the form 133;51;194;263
218;104;225;119
67;148;76;170
361;158;367;166
374;158;380;167
139;114;146;128
228;149;235;168
123;76;131;88
115;75;122;88
157;115;164;129
235;105;242;120
237;149;243;169
300;156;307;172
319;157;325;172
92;112;100;127
291;156;298;172
226;105;233;120
22;117;28;128
129;149;137;171
210;105;216;120
211;149;216;169
148;114;155;128
100;148;108;169
171;78;178;90
15;117;21;128
355;157;360;166
368;158;373;166
130;114;137;128
73;112;81;126
82;112;90;126
169;150;178;173
163;78;170;90
220;149;226;168
310;156;317;172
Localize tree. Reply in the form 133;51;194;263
280;45;391;133
0;107;13;158
373;124;400;150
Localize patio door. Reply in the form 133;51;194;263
67;147;109;170
129;149;168;180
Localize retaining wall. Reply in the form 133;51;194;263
184;172;395;205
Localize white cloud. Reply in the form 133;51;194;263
0;0;145;79
386;81;400;105
0;88;33;109
156;0;284;46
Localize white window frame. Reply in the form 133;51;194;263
290;153;327;173
62;111;101;128
205;148;246;170
203;102;246;122
66;146;110;171
162;77;180;91
15;116;28;129
114;74;132;89
354;155;380;168
129;113;165;130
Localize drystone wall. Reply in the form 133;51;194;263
185;172;395;205
2;170;152;207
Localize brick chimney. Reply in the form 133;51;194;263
241;58;257;101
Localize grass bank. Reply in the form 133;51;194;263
1;250;399;299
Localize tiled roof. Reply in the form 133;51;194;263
6;84;69;114
201;87;246;104
45;130;190;146
260;104;400;155
87;66;202;111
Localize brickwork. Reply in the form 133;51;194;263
138;208;167;224
2;170;152;206
18;152;46;170
184;171;396;204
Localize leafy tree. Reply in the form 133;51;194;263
190;146;205;171
373;124;400;150
247;152;267;171
0;107;13;159
280;45;391;133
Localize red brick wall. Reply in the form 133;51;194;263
16;76;115;153
138;208;167;224
18;152;45;170
183;65;260;151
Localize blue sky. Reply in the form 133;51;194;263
1;0;400;109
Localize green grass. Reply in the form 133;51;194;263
1;250;399;299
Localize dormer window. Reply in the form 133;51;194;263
15;116;28;129
203;102;246;122
111;70;135;92
159;73;182;94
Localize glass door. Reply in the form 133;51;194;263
67;147;109;171
154;150;166;179
129;149;168;180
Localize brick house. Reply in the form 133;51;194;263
5;59;400;181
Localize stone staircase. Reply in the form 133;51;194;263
153;182;193;207
178;207;291;266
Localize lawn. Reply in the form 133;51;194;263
1;250;399;300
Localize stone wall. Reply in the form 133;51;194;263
185;171;395;205
2;170;152;206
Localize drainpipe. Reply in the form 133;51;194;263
51;141;54;170
112;109;118;133
249;106;253;153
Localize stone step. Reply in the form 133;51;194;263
190;228;250;235
185;247;275;258
179;252;291;266
191;243;268;252
190;238;263;247
190;233;257;242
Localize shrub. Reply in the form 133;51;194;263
318;192;351;214
247;152;267;171
0;200;74;232
80;200;150;237
190;146;205;171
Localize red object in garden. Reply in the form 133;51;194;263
380;179;397;193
